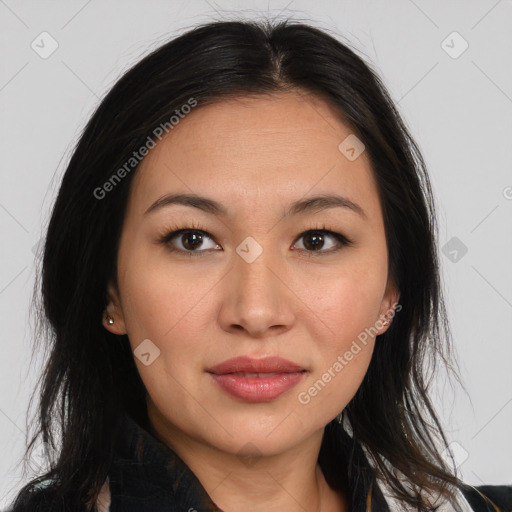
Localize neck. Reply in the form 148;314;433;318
146;408;348;512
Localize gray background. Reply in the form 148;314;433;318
1;0;511;507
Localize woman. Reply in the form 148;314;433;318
8;18;511;512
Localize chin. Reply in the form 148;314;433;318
197;413;319;457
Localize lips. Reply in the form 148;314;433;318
206;356;307;402
207;356;305;375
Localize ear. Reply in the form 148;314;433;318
376;279;400;335
103;280;127;335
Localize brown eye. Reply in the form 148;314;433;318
180;231;205;251
164;229;220;254
293;230;351;254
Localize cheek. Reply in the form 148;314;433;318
119;250;196;337
119;256;217;377
295;259;386;412
295;274;381;417
306;263;386;348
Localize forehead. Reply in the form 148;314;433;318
128;91;382;222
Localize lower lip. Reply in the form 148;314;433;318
209;372;305;402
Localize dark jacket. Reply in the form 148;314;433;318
103;412;512;511
8;411;512;511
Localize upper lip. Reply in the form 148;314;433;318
207;356;305;374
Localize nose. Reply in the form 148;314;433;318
217;246;296;338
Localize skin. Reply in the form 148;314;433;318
104;90;400;512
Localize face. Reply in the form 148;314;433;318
104;90;399;459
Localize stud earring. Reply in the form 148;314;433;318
104;312;114;325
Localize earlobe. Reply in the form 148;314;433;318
378;281;401;334
103;281;127;335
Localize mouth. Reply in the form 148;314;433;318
206;356;307;402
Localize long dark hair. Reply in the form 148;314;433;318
9;18;469;511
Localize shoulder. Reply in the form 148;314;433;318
460;483;512;511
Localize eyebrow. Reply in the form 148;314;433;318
144;193;367;219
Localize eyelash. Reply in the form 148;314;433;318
156;222;354;258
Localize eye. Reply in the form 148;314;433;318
292;228;353;256
157;223;354;257
157;223;220;257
